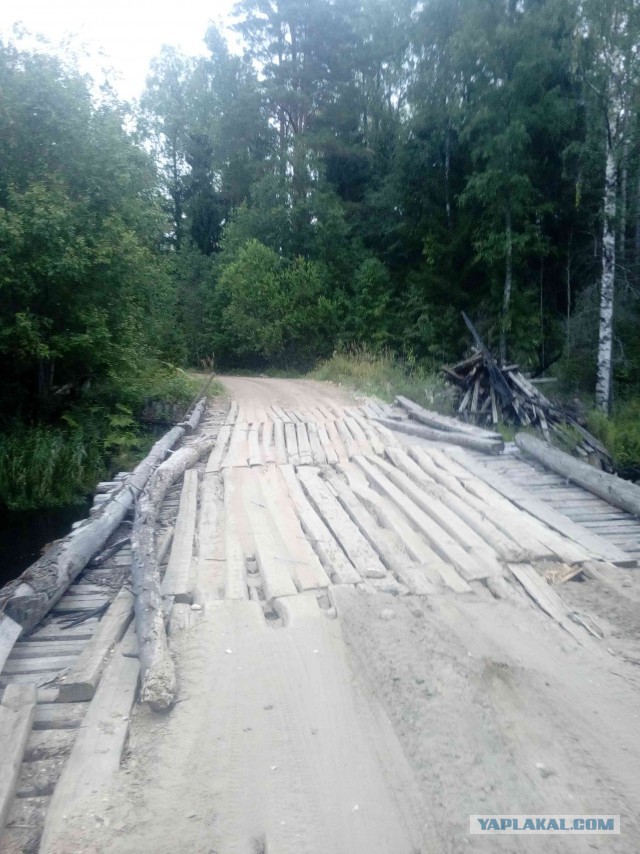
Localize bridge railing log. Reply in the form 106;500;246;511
131;437;214;712
0;398;208;635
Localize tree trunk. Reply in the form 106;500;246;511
516;432;640;517
0;399;207;634
500;206;513;366
635;169;640;287
595;121;617;413
131;438;214;711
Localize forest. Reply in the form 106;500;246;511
1;0;640;509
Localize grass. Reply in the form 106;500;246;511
0;363;220;511
311;346;455;412
586;399;640;480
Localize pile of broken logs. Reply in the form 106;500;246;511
441;312;613;470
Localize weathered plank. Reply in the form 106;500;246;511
507;563;583;641
295;422;313;465
161;468;199;601
57;587;134;702
3;655;77;675
241;470;298;600
381;449;505;575
306;421;327;465
205;424;232;474
262;420;276;464
284;422;300;465
223;468;248;601
39;629;139;853
273;419;288;464
248;422;263;467
0;684;37;835
280;465;360;584
517;432;640;517
336;419;358;459
33;702;87;731
297;467;387;579
0;615;21;675
340;463;470;593
446;448;633;567
323;471;434;594
354;455;487;582
316;422;339;464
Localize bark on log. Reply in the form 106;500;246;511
516;433;640;517
0;398;207;635
132;439;214;712
373;416;504;454
394;395;501;441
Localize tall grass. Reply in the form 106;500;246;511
587;400;640;480
0;428;104;510
312;346;455;412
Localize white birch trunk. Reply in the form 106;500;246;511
595;122;617;413
500;206;513;366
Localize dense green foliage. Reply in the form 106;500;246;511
0;39;196;507
3;0;640;505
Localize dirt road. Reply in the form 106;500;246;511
44;377;640;853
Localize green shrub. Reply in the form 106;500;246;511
587;399;640;480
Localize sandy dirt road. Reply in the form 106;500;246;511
43;377;640;854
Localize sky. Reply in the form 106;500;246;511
0;0;236;100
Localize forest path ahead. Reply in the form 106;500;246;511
39;376;640;853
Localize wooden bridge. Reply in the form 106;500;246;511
1;377;639;853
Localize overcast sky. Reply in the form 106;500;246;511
0;0;236;100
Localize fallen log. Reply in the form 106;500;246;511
0;398;207;635
395;394;501;441
516;433;640;517
131;438;214;712
373;416;504;454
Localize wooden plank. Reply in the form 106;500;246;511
0;684;37;835
306;422;327;465
273;419;288;464
297;468;387;579
325;420;348;461
223;421;249;468
404;447;524;561
3;655;77;675
51;598;109;615
340;463;471;593
354;455;488;582
270;405;291;423
10;641;85;659
344;416;370;454
295;422;313;465
240;470;298;600
447;448;634;567
33;702;87;730
26;622;97;643
323;471;434;595
336;419;358;459
507;563;583;641
39;629;139;854
58;587;134;702
161;468;198;601
382;448;506;574
225;400;239;425
0;615;21;675
248;422;263;467
222;468;248;601
205;424;232;474
262;420;276;464
317;422;339;464
261;467;331;590
280;465;360;584
284;422;300;465
352;414;385;455
517;433;640;516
